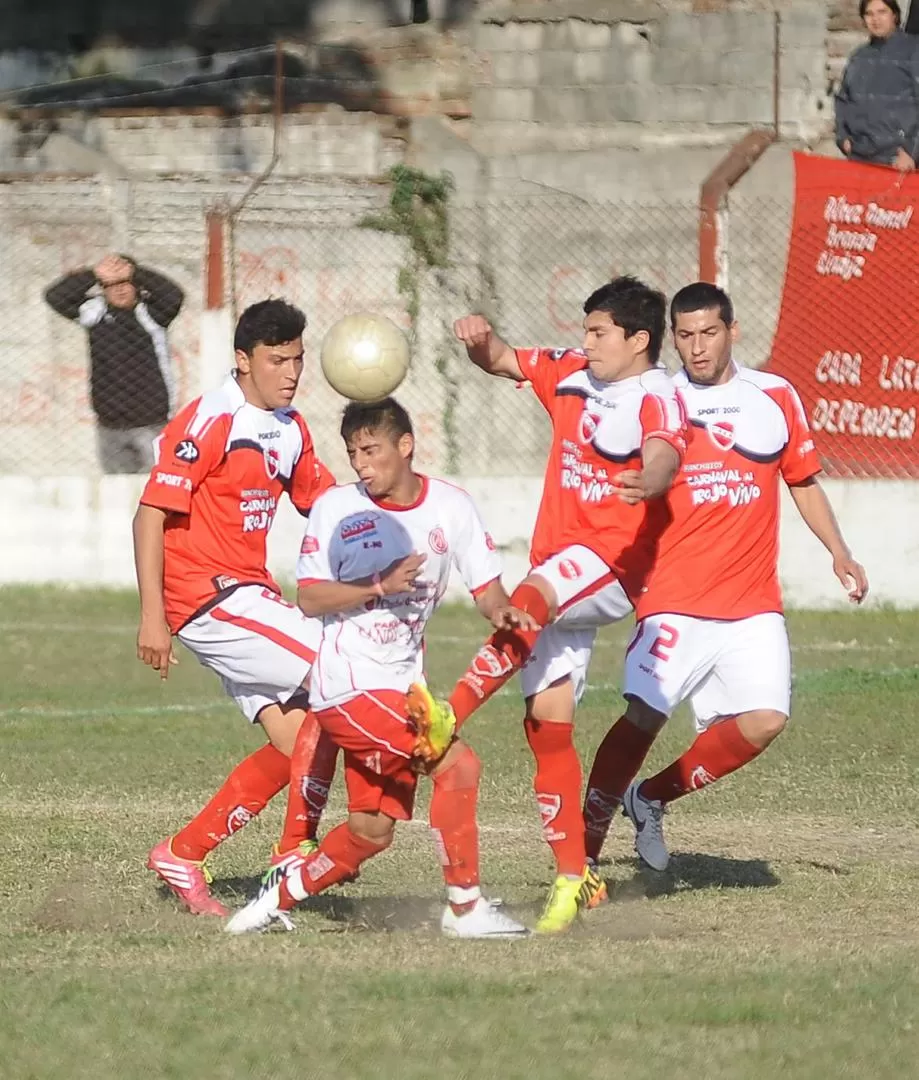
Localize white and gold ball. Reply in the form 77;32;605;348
320;312;410;403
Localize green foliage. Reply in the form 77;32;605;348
361;165;459;470
360;165;454;272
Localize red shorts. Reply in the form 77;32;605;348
314;690;419;822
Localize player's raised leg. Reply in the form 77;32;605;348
446;572;554;728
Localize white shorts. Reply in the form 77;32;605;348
520;545;633;702
622;611;791;730
177;585;320;723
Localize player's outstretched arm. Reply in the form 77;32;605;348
298;553;426;617
612;439;682;505
133;504;178;678
787;477;869;604
473;579;541;632
453;314;523;381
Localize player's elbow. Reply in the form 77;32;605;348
133;502;167;538
296;587;323;618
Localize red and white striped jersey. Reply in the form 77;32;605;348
636;365;821;621
139;375;333;632
516;347;689;593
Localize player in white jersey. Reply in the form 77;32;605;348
226;398;529;938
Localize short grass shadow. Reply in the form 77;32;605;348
609;852;781;900
216;875;444;933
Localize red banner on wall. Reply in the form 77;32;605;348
770;152;919;478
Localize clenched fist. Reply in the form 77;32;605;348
453;315;493;349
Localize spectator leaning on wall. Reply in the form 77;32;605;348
45;254;184;474
836;0;919;172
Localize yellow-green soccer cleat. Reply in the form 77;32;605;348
269;838;320;871
535;865;607;934
405;682;456;768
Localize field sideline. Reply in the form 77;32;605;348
1;586;918;1079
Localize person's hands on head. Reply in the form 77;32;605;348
894;148;916;173
95;254;138;309
94;254;134;286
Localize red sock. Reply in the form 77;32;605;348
640;718;762;804
279;823;389;910
524;717;585;877
278;713;340;853
171;744;290;861
448;582;550;728
430;744;481;900
584;715;656;861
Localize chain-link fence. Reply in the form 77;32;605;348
225;185;699;477
10;140;913;481
5;171;698;478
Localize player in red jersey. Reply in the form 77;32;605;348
134;299;338;915
582;281;869;871
408;277;689;932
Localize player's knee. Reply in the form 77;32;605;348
525;677;576;725
625;695;667;735
514;575;556;623
348;811;395;849
746;709;787;746
433;741;481;791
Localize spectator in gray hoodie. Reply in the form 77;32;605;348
836;0;919;171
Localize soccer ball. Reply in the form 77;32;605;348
320;312;410;403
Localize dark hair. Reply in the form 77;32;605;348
859;0;901;25
340;397;413;445
669;280;734;326
583;275;666;364
234;299;307;354
670;282;735;328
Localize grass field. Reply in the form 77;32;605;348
1;586;919;1079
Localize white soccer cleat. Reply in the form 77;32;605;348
622;781;670;872
440;897;530;939
224;875;295;935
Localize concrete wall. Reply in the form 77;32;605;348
471;3;830;150
2;110;408;177
0;4;845;179
0;474;907;609
1;166;706;479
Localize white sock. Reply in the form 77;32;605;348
447;884;482;907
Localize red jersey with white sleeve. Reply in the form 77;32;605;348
636;365;821;622
516;347;689;587
139;374;334;632
297;476;501;709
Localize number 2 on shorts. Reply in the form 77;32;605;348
649;622;679;662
